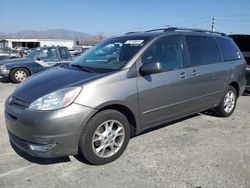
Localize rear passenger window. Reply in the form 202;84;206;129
186;36;221;66
216;37;241;61
59;48;69;59
142;36;183;71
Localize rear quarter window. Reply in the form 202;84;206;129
216;37;241;61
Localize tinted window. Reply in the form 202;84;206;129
186;36;221;66
59;48;69;59
230;35;250;64
216;37;241;61
142;36;183;71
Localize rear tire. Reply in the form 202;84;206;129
10;68;30;83
214;86;237;117
79;110;131;165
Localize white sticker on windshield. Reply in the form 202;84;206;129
125;40;144;45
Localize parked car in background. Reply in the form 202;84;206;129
5;28;246;165
229;34;250;93
85;43;121;64
0;48;20;61
69;46;93;56
0;46;71;83
25;48;35;55
14;46;29;52
13;47;30;56
69;48;81;56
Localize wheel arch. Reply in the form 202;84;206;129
10;66;32;75
228;81;240;98
94;103;139;137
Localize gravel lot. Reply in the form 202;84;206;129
0;77;250;188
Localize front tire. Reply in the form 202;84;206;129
79;110;131;165
10;68;30;83
214;86;237;117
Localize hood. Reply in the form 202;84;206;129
0;57;33;65
13;67;107;103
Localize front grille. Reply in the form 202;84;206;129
10;96;30;108
8;132;30;150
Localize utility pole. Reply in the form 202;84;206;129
211;16;215;31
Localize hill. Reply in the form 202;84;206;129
0;29;94;40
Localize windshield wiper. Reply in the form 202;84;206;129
71;64;94;73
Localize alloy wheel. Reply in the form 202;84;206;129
92;120;125;158
224;91;235;113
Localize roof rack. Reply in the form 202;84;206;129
125;27;226;36
145;28;170;32
124;32;140;35
125;28;169;34
164;27;227;36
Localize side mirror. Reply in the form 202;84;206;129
139;62;163;75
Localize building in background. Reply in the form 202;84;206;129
0;38;75;49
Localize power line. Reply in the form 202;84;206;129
172;17;210;26
182;19;210;27
108;15;250;36
215;14;250;18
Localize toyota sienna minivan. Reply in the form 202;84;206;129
5;28;246;165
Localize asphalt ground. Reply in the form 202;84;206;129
0;77;250;188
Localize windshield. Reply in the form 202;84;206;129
72;37;151;70
28;48;40;58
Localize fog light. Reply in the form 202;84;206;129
29;143;57;152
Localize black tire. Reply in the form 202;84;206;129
214;86;237;117
79;110;131;165
10;68;30;83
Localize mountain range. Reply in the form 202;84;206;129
0;29;96;40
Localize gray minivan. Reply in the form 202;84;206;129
5;28;246;165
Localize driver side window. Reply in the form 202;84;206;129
142;36;183;71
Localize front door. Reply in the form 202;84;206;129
137;35;190;128
34;47;60;73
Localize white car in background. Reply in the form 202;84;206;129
0;48;20;61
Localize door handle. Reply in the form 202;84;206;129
180;72;187;79
191;70;199;76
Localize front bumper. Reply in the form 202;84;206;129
5;98;97;158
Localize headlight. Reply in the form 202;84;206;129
29;87;82;111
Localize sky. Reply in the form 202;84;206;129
0;0;250;36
